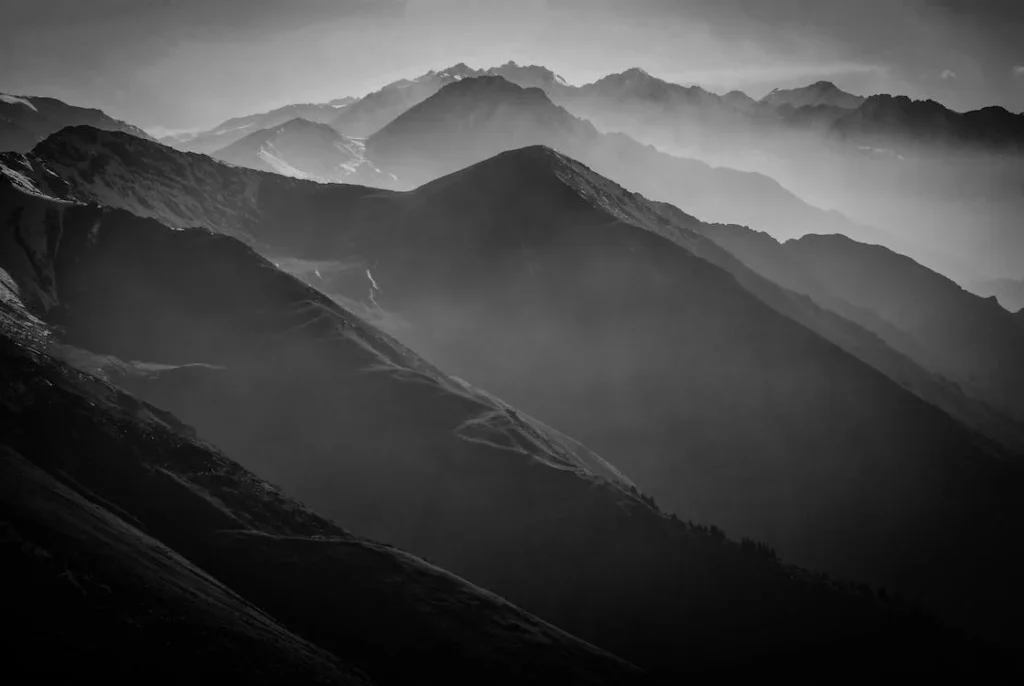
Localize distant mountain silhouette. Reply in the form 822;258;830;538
17;127;1024;658
212;117;397;186
175;99;356;155
329;62;570;139
366;75;881;243
832;95;1024;150
0;93;153;153
760;81;866;109
484;65;1021;281
1;137;995;676
148;65;1021;282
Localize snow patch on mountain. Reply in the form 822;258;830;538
0;94;38;111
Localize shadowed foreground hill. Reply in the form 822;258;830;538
0;278;641;685
0;157;1001;677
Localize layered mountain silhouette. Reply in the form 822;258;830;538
363;75;881;244
4;139;1000;677
14;127;1024;659
328;63;482;137
831;95;1024;150
174;98;356;155
0;93;153;153
704;226;1024;424
212;118;397;186
499;65;1021;281
159;64;1022;280
527;64;1024;153
760;81;866;110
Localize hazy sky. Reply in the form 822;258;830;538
2;0;1022;131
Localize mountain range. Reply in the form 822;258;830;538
144;63;1024;281
4;131;1002;678
2;57;1023;679
9;125;1024;654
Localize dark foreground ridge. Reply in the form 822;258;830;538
0;295;643;685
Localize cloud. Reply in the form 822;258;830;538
1014;66;1024;77
940;69;957;79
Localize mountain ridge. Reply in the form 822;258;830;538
1;92;154;153
212;117;397;187
14;128;1024;652
2;154;993;675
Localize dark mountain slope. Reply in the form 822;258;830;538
0;159;994;676
0;93;153;153
12;130;1024;653
0;446;367;685
0;270;642;685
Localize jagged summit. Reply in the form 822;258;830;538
368;74;576;144
428;62;476;80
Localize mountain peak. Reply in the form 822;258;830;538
429;74;551;101
761;81;865;109
434;62;478;80
485;61;569;88
621;67;652;79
